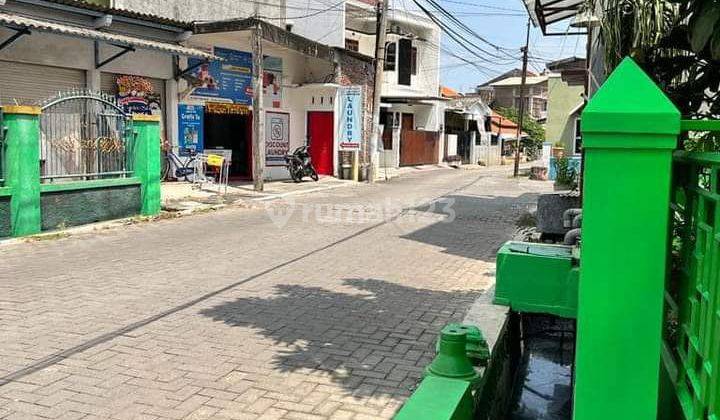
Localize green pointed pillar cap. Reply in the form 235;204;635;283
582;57;680;149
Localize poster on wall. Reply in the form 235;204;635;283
263;56;283;109
338;86;363;150
265;111;290;165
187;47;253;105
116;75;161;115
178;104;204;154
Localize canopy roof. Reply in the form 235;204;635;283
522;0;584;34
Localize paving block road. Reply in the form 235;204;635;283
0;167;552;419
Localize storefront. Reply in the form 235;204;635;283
183;19;372;181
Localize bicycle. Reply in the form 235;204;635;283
161;147;198;181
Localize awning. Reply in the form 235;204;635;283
0;11;217;60
522;0;584;34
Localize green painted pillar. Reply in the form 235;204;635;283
575;58;680;419
3;106;41;237
132;114;161;216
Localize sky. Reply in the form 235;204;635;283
432;0;586;92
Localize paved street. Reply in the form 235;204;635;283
0;168;551;420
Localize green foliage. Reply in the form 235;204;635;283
494;107;546;160
596;0;720;151
554;156;578;189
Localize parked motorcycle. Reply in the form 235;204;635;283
285;145;319;182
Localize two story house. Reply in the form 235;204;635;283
288;0;445;168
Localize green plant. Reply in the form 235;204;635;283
554;156;578;188
494;107;546;160
595;0;720;150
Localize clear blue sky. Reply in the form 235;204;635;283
432;0;585;92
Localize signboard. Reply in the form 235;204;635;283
263;56;283;109
338;86;363;149
178;104;204;154
187;47;284;107
188;47;253;104
116;75;161;115
265;111;290;165
205;102;251;115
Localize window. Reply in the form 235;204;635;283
574;118;583;154
345;39;359;52
411;47;417;75
384;42;396;71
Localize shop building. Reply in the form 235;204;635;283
178;18;374;181
0;0;214;144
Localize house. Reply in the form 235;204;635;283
443;94;494;166
475;68;539;105
545;57;586;155
288;0;445;169
490;111;527;159
488;75;549;122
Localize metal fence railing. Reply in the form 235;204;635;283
665;150;720;418
39;91;134;183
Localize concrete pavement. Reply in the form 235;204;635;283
0;167;552;419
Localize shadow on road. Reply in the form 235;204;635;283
399;193;540;260
199;278;482;398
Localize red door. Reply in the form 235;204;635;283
307;111;334;176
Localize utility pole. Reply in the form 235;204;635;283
369;0;389;183
514;18;531;178
252;22;265;191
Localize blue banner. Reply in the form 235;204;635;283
178;104;204;154
338;86;363;149
188;47;253;105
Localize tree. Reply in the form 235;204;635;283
494;107;546;159
597;0;720;150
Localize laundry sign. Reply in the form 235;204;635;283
338;86;363;150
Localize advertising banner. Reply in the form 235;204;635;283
116;75;161;115
188;47;253;105
338;86;363;149
263;56;283;109
178;104;204;154
265;111;290;166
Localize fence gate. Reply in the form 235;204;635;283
40;91;134;183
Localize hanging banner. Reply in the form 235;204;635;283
265;111;290;166
263;56;283;109
338;86;363;149
188;47;253;105
178;104;204;154
116;75;160;115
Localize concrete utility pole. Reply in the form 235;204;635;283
514;18;531;178
252;23;265;192
369;0;389;183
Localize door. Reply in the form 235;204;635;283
402;113;414;132
307;111;334;176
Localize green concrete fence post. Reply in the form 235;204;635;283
132;114;161;216
3;106;41;237
575;58;680;419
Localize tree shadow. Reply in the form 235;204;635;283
399;193;541;260
199;278;483;398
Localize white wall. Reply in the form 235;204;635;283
114;0;287;23
381;32;440;99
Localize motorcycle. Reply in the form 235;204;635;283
284;145;319;182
